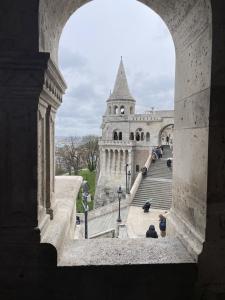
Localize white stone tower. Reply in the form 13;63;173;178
95;58;136;207
94;58;174;208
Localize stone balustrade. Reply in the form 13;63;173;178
128;153;152;204
99;140;136;147
129;114;163;122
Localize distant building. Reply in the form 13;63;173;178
95;58;174;207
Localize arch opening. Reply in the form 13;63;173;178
38;0;212;263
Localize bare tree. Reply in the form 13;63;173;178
55;136;83;175
80;135;99;172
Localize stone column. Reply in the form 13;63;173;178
111;149;115;174
105;149;109;172
38;101;47;221
197;2;225;294
118;150;121;174
0;53;66;243
128;149;134;186
120;149;125;174
115;150;118;174
101;148;105;172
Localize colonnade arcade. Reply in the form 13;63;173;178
101;148;133;176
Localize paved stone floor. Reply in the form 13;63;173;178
126;206;169;239
59;237;194;266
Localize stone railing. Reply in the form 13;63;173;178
77;198;130;222
102;115;129;122
40;176;83;259
90;228;116;239
128;153;152;204
99;140;136;147
129;114;163;122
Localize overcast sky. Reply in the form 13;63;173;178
56;0;175;137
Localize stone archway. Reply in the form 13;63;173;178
4;1;225;297
37;0;212;257
158;123;174;146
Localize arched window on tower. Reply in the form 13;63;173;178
113;131;118;140
119;132;122;140
136;128;143;142
120;106;125;115
114;106;118;115
141;132;144;141
146;132;150;142
130;132;134;140
136;132;140;141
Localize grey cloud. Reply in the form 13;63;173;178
59;48;88;71
56;0;175;136
131;73;174;111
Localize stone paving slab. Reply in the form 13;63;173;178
126;206;169;238
58;237;195;266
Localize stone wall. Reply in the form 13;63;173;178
1;0;225;299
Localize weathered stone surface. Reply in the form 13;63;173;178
59;237;194;266
1;0;225;299
41;176;82;258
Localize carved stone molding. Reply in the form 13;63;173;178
41;59;67;110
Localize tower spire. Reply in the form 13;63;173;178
109;58;135;101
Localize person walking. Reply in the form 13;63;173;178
146;225;158;238
167;158;172;168
166;136;169;145
141;166;147;177
159;214;166;237
142;200;151;213
156;146;161;159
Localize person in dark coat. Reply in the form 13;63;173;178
142;200;151;213
167;158;172;168
142;166;147;177
146;225;158;238
159;214;166;237
166;136;169;145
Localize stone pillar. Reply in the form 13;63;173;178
120;149;125;174
128;149;134;186
38;101;47;221
115;150;118;174
0;53;66;244
101;148;105;172
118;150;121;174
197;2;225;295
111;149;115;174
105;149;109;172
45;106;56;219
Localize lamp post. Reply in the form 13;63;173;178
125;163;129;193
127;170;131;194
82;181;89;239
117;186;122;223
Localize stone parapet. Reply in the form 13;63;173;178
99;139;136;147
41;176;82;260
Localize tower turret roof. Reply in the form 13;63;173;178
108;57;135;102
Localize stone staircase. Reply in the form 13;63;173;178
132;146;172;210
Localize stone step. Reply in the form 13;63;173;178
131;146;173;210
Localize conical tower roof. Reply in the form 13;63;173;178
109;58;135;101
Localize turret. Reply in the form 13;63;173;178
106;57;136;116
